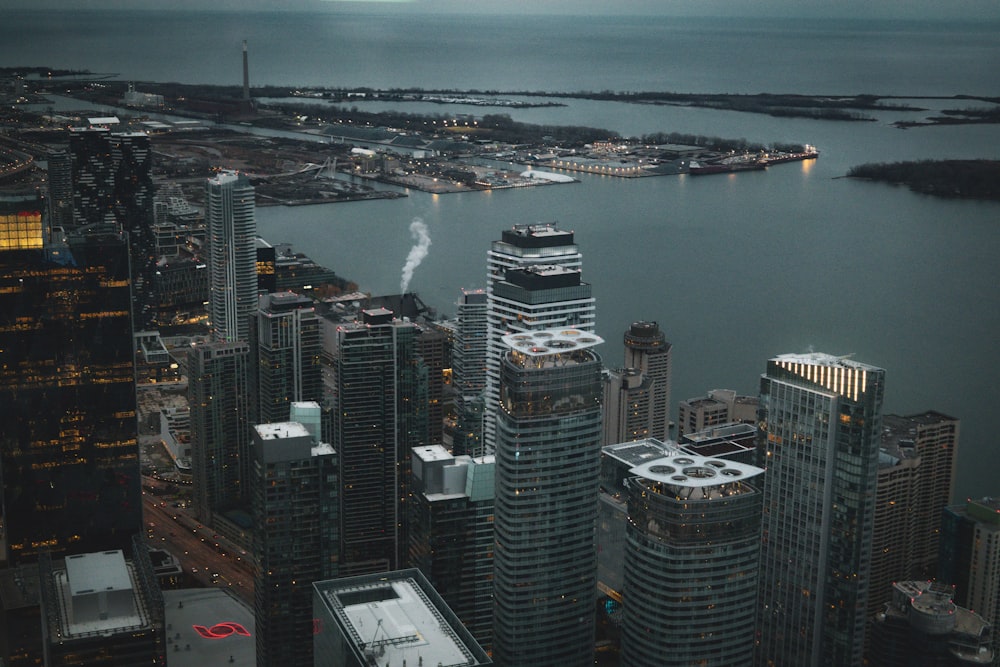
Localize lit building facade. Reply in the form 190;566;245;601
206;170;256;343
331;308;429;575
868;412;960;626
621;452;763;667
755;352;886;667
188;341;251;523
492;329;604;667
251;411;337;667
484;223;593;452
622;321;672;441
0;209;142;565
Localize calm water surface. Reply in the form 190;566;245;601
5;9;999;499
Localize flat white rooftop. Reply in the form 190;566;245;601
317;573;488;666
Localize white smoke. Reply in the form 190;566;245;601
400;218;431;294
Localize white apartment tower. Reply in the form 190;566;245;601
484;223;595;451
207;170;257;343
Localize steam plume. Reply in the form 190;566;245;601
400;218;431;294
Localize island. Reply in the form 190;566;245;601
846;160;1000;201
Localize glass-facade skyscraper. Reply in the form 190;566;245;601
206;170;256;343
0;198;142;565
492;329;604;667
621;451;763;666
754;353;886;667
331;308;429;576
250;291;323;425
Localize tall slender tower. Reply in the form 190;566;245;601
251;407;337;667
206;171;256;343
755;353;885;667
0;196;142;565
189;341;251;524
484;223;594;451
242;40;251;104
69;127;157;330
939;496;1000;663
622;321;672;439
492;329;604;667
452;288;488;455
331;308;428;576
867;411;959;628
250;291;323;425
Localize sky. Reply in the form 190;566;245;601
5;0;1000;20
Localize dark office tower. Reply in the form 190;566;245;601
206;170;256;343
867;580;993;666
0;204;142;565
108;132;157;331
69;127;115;228
250;291;323;425
621;452;764;667
409;445;496;650
331;308;429;575
189;341;251;524
623;321;672;440
46;150;74;231
251;410;337;667
38;538;166;666
69;128;157;331
867;412;960;627
755;353;886;667
940;497;1000;663
492;329;604;667
452;288;489;456
484;223;593;452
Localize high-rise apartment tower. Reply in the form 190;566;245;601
206;170;257;343
755;352;886;667
484;223;594;452
492;329;604;667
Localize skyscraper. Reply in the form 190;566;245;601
409;445;496;650
0;199;142;565
939;496;1000;663
189;341;251;524
69;127;157;331
484;223;594;452
622;321;672;439
621;451;763;667
492;329;604;667
451;288;488;456
331;308;429;575
206;170;256;343
250;291;323;425
251;408;337;667
867;412;960;626
755;352;886;667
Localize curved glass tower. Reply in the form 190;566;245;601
622;453;763;666
492;329;604;667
